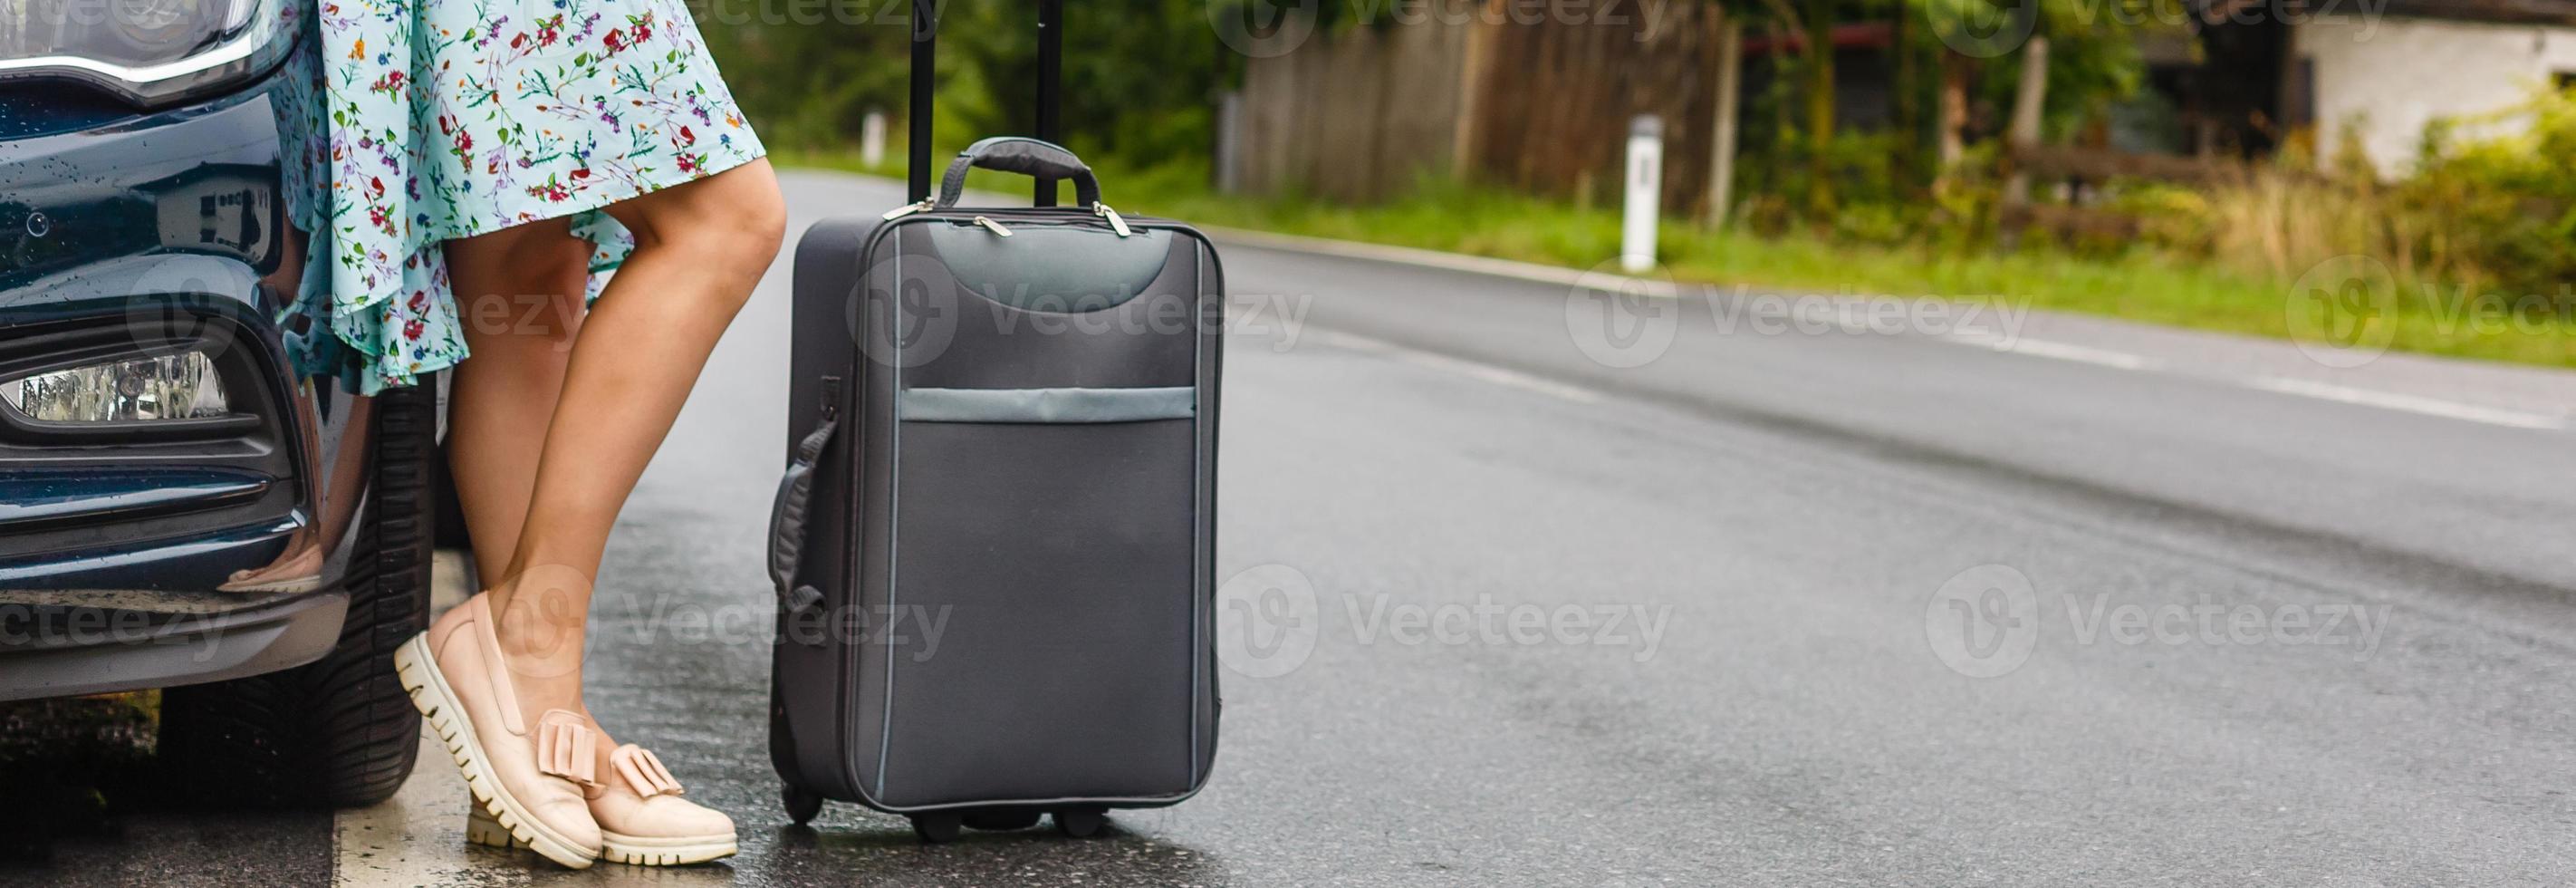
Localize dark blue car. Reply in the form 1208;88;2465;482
0;0;428;806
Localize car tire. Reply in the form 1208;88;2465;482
159;379;437;808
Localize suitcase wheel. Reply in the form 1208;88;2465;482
1052;806;1108;838
962;808;1043;832
911;812;965;844
782;786;824;826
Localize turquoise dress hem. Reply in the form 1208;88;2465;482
300;0;768;393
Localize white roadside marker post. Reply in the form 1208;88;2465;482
1621;115;1664;275
862;111;888;169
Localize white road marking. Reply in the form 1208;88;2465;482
332;551;536;887
1945;333;2158;371
1992;338;2157;371
428;550;472;609
332;732;494;888
1211;227;1685;298
2245;376;2570;430
1942;333;2568;430
1321;331;1604;404
1328;321;2560;430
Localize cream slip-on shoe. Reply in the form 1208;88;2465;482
469;741;739;865
392;592;605;868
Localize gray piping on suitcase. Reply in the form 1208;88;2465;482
1190;237;1205;788
899;386;1195;423
878;235;902;802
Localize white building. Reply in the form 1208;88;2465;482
2294;1;2576;175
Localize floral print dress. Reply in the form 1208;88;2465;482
310;0;765;391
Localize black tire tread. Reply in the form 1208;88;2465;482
160;381;438;808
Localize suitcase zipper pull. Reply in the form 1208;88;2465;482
971;216;1014;237
1092;201;1133;237
880;198;934;220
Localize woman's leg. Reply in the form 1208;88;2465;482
445;218;591;584
484;159;786;718
221;228;335;592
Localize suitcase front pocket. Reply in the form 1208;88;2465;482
875;386;1205;807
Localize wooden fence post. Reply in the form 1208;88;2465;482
1707;14;1743;228
2002;35;2051;210
1452;0;1493;181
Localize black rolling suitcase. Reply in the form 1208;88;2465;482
764;0;1223;842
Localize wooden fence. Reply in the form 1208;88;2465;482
1232;0;1733;214
1232;9;1474;204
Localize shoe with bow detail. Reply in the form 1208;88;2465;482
468;740;738;865
393;593;605;868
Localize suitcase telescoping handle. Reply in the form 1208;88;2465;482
908;0;1065;205
935;137;1101;209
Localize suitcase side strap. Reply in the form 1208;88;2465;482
768;409;838;618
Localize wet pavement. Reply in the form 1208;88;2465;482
5;169;2576;885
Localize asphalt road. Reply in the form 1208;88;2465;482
9;169;2576;886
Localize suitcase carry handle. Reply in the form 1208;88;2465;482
935;137;1101;209
768;409;838;620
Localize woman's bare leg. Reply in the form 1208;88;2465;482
483;159;786;720
222;395;375;589
444;218;590;584
223;227;371;593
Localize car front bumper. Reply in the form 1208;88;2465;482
1;50;362;699
0;589;345;702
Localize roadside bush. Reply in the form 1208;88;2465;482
2400;87;2576;313
2097;85;2576;323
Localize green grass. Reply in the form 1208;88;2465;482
774;148;2576;370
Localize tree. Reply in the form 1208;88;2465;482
1802;0;1839;214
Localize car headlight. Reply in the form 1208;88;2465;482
2;351;231;423
0;0;293;106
